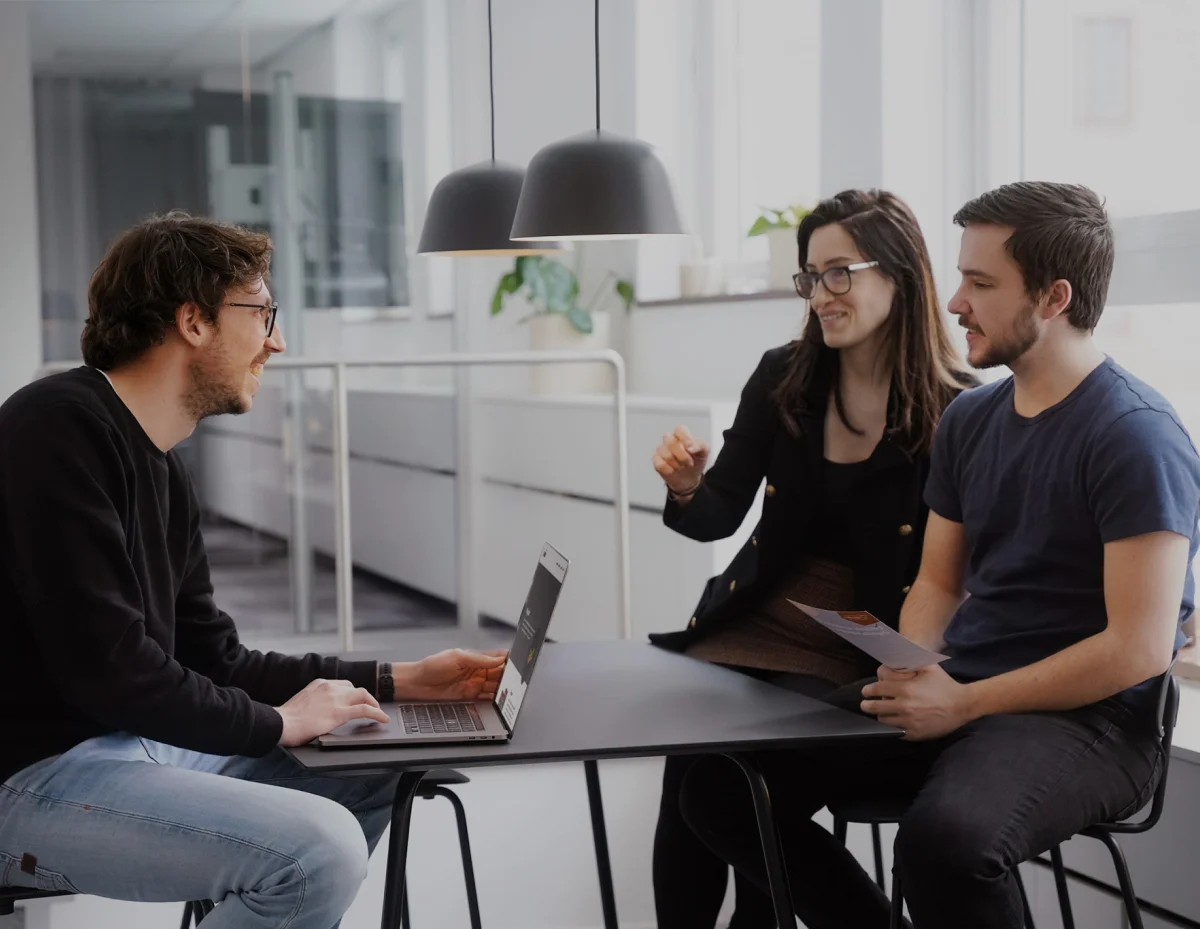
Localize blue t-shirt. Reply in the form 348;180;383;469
926;357;1200;703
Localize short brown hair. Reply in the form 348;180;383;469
82;212;272;369
953;181;1114;331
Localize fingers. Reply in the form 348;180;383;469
861;680;903;700
662;432;694;469
877;666;918;681
455;649;507;668
673;424;707;458
339;702;390;726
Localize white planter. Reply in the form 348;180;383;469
766;226;799;292
528;310;614;395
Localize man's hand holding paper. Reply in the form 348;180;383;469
789;601;978;740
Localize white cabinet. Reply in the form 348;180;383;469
197;387;761;640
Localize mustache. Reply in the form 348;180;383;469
959;319;983;335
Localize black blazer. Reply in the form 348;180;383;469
650;345;942;653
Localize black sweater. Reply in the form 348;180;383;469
0;368;378;785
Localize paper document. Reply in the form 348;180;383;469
788;601;949;670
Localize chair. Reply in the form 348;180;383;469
5;769;482;929
830;799;1035;929
1043;672;1179;929
829;669;1178;929
399;768;483;929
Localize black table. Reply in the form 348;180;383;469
288;639;899;929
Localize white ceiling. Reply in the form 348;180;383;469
27;0;395;79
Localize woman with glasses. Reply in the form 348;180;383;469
648;189;976;929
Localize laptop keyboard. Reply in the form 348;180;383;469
398;702;485;735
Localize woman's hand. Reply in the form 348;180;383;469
653;425;709;498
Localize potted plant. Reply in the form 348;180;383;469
748;204;811;292
491;256;636;394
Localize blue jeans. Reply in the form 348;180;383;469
0;732;400;929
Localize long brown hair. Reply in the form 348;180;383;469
770;189;973;455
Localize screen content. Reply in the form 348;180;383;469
494;562;562;730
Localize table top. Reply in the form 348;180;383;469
288;639;899;773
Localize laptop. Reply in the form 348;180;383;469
316;542;568;748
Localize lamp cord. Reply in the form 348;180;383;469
488;0;496;161
594;0;601;133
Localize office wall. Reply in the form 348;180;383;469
0;3;43;402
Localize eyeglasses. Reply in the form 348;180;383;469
793;261;880;300
226;301;279;338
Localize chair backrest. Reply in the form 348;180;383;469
1100;666;1179;835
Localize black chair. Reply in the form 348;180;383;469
830;798;1035;929
399;768;483;929
1042;671;1179;929
830;669;1178;929
6;769;482;929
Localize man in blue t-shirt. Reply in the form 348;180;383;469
679;182;1200;929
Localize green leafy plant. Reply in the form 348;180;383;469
747;204;811;237
491;256;636;334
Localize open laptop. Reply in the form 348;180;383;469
316;543;568;748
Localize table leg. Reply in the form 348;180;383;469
381;771;427;929
583;760;620;929
725;753;798;929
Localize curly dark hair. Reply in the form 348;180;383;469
82;212;273;370
771;189;975;456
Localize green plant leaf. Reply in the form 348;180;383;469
540;259;577;313
491;270;522;316
747;215;773;237
566;303;593;334
615;279;635;310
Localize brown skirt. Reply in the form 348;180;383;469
684;555;874;686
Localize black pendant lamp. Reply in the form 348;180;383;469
509;0;684;241
417;0;563;256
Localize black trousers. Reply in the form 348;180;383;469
653;670;835;929
678;699;1162;929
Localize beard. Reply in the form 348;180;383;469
968;300;1040;370
184;349;249;421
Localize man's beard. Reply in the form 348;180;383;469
968;300;1040;370
184;352;248;421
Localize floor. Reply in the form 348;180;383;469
202;518;456;638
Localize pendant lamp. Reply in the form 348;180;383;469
509;0;684;241
417;0;564;255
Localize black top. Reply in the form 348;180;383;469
651;346;975;654
289;640;899;773
804;457;872;564
0;368;378;785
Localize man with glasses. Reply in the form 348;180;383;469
0;212;505;929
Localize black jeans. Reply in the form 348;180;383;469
678;699;1162;929
653;670;835;929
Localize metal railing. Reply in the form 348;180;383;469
37;350;632;652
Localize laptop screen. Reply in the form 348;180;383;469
493;544;567;732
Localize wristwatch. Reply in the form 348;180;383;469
377;662;395;702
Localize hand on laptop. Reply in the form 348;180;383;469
859;664;979;741
276;678;390;746
391;648;508;702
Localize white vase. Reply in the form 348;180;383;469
528;310;613;395
766;226;799;292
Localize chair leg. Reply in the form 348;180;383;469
429;786;483;929
179;901;194;929
401;877;410;929
1014;866;1035;929
889;867;905;929
1049;845;1075;929
833;815;848;845
871;823;886;892
1092;831;1145;929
